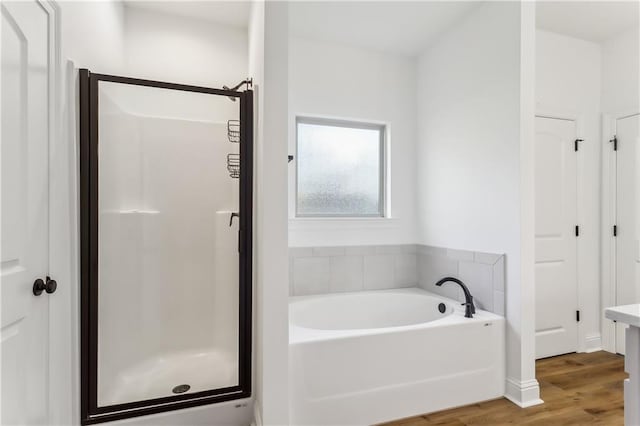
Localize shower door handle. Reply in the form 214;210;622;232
229;212;239;227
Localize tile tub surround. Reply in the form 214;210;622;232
288;244;505;316
289;245;418;296
417;245;505;316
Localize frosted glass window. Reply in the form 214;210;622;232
296;118;385;216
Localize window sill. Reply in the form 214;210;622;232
288;217;399;230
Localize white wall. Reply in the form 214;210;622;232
602;26;640;114
54;2;128;424
416;2;539;406
535;29;602;352
288;38;417;247
600;25;640;352
60;0;126;74
122;6;247;88
250;2;291;424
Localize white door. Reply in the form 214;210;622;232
1;1;54;424
534;116;578;359
615;113;640;355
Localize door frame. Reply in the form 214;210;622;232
534;109;586;354
30;1;72;424
601;111;640;353
78;70;253;424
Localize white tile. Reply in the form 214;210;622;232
330;256;364;293
492;256;505;292
417;245;447;257
417;253;462;301
289;247;313;257
493;291;505;316
400;244;418;253
446;248;475;262
459;261;494;312
312;246;345;256
345;245;377;256
394;254;417;287
363;254;394;290
293;257;330;295
431;282;463;302
474;251;502;265
375;245;403;254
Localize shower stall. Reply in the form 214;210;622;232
79;70;253;424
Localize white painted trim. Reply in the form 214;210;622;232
289;112;393;221
584;333;603;353
601;113;617;353
536;107;580;122
535;112;593;355
288;217;399;232
519;1;539;407
504;378;544;408
37;1;75;424
536;107;604;352
601;110;640;354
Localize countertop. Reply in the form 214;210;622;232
605;304;640;327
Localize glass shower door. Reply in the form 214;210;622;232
79;70;252;424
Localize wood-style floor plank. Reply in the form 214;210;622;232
381;351;624;426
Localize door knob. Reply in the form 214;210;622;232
33;276;57;296
45;276;57;294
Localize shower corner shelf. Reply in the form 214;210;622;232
227;153;240;179
226;120;241;179
227;120;240;143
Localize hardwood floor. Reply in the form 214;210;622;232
382;351;625;426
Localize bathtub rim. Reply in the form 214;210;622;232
289;288;505;345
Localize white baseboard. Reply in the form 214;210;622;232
583;334;602;353
504;378;543;408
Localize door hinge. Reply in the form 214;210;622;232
613;225;617;237
610;135;618;151
576;310;581;322
574;139;584;152
575;225;580;237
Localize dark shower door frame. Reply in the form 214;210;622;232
79;69;253;425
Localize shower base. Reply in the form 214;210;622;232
99;348;238;407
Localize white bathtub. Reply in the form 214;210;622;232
289;288;505;425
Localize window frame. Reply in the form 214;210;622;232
295;116;387;218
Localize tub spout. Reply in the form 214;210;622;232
435;277;475;318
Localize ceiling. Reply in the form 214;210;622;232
536;1;640;42
121;1;639;49
123;0;252;29
289;1;480;57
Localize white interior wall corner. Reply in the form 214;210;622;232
601;25;640;114
59;0;127;74
517;0;541;407
255;1;290;424
248;0;265;423
415;1;539;407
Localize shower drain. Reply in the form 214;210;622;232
172;384;191;394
